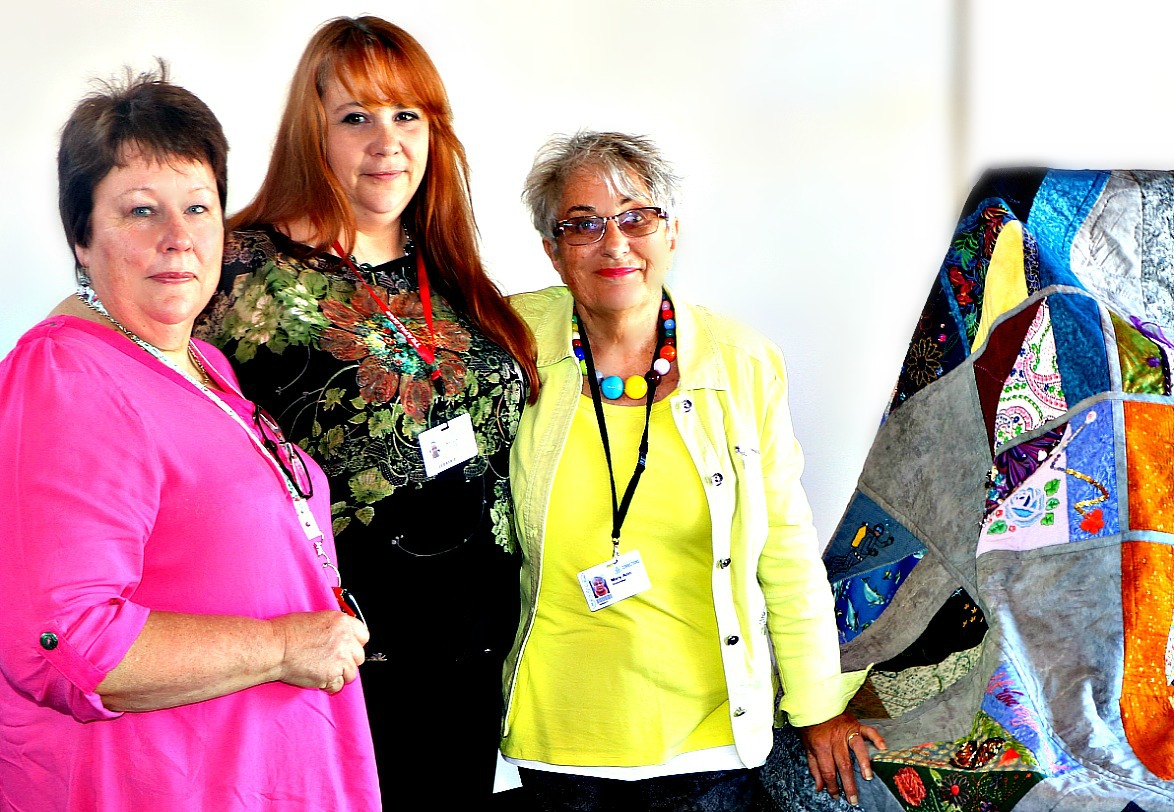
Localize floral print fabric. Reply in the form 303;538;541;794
198;228;524;550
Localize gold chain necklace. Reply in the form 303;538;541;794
74;291;211;388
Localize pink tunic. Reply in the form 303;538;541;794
0;317;380;811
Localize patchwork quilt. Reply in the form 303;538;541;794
825;169;1174;812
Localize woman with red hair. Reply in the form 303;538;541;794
197;16;536;804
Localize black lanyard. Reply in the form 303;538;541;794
576;308;667;560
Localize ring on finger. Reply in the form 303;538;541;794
846;731;861;743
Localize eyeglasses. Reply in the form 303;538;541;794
554;206;667;246
253;404;314;499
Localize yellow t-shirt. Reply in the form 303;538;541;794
502;395;733;767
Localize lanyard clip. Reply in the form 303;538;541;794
612;537;620;561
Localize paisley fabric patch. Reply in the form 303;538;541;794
974;301;1043;450
993;300;1066;447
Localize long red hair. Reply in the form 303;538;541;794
231;16;537;400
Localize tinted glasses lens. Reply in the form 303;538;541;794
616;208;662;237
561;217;606;245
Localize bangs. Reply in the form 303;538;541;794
325;42;444;117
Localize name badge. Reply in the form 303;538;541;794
419;413;478;478
578;549;652;612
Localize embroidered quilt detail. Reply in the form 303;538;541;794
980;406;1116;555
830;169;1174;809
984;427;1065;514
993;301;1066;446
1059;405;1117;541
826;492;927;580
888;200;1015;416
978;463;1068;555
981;662;1078;776
874;718;1045;812
874;761;1042;811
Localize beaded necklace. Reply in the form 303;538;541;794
572;292;676;400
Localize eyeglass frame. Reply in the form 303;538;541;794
252;403;315;499
553;206;669;246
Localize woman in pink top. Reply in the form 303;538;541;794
0;66;379;811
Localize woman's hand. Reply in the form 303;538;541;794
270;611;369;694
799;712;886;806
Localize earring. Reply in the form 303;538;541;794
77;267;92;288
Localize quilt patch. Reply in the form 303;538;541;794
833;549;923;644
865;640;985;719
979;406;1115;554
889;200;1014;415
825;492;927;580
1112;312;1169;395
1125;401;1174;533
981;661;1079;775
993;300;1066;447
1121;540;1174;779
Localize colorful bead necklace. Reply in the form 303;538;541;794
572;291;676;400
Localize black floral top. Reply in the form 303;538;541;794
196;227;524;665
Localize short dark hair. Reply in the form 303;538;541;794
58;62;229;272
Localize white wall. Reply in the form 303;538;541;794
964;1;1174;175
0;0;956;549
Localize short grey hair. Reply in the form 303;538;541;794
522;131;681;241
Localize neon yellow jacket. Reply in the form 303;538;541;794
503;286;866;766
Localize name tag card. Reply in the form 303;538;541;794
578;549;652;612
419;413;478;478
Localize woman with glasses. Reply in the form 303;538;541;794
0;67;378;810
196;16;537;805
501;131;884;811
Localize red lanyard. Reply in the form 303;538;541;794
332;240;443;391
